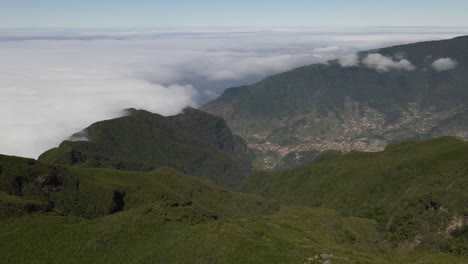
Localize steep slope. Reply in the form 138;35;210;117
241;137;468;253
203;35;468;169
1;154;466;263
38;107;253;188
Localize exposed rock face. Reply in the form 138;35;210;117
446;216;466;234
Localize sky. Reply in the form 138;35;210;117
2;0;468;28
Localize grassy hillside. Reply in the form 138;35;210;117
241;137;468;253
1;154;273;220
203;36;468;169
38;107;254;189
3;206;467;264
2;152;467;263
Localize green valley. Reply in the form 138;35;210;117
203;36;468;169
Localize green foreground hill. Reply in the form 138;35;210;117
39;107;254;189
0;149;467;263
241;137;468;254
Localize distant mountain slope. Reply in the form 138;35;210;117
38;107;254;188
1;154;466;263
241;137;468;253
203;35;468;169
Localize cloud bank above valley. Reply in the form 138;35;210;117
0;27;467;158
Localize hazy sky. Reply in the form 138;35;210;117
2;0;468;28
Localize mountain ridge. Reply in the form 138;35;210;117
202;35;468;169
38;107;254;188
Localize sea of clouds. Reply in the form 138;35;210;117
1;27;467;158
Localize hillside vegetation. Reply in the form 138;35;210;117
241;137;468;253
1;153;467;263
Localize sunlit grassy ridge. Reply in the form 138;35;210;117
1;201;465;263
1;154;274;220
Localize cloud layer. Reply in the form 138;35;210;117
362;53;416;72
431;58;458;71
0;27;466;158
338;54;359;67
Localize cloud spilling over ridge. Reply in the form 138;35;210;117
0;69;196;159
362;53;416;72
338;54;359;67
0;27;466;158
431;58;458;71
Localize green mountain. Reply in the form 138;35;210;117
203;35;468;169
2;35;468;263
1;151;466;263
38;107;254;189
241;137;468;254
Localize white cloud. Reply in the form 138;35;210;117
0;27;465;158
363;53;416;72
338;54;359;67
312;46;343;53
0;68;197;158
431;58;458;72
